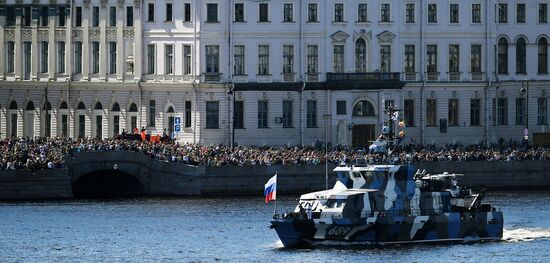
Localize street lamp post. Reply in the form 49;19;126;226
520;79;529;141
227;84;235;150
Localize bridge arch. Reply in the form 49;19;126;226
72;169;145;198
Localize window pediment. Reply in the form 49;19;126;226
377;31;396;44
331;30;350;44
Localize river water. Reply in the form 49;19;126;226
1;191;550;262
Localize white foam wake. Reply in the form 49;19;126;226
503;228;550;242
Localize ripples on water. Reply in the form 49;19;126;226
1;192;550;262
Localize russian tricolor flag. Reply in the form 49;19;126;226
264;173;277;204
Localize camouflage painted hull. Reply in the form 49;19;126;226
271;211;504;248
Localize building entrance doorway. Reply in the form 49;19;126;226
352;124;376;147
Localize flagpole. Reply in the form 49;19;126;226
274;171;278;216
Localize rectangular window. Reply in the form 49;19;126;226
207;3;218;22
540;4;548;23
41;6;49;27
404;99;414;127
234;45;245;75
428;4;437;23
471;44;482;73
380;45;391;72
259;3;269;22
166;3;173;22
57;42;65;74
449;4;459;23
334;3;344;22
92;42;100;74
235;3;244;22
538;98;548;125
92;6;99;27
283;3;293;22
426;99;437;126
23;42;31;80
283;45;294;74
472;4;481;23
258;100;268;128
381;3;390;22
258;45;269;75
336;101;346;115
282;100;293;128
165;45;174;74
206;102;220;129
308;3;318;22
5;7;15;26
333;45;344;73
109;42;116;74
517;4;525;23
406;4;415;23
184;3;192;22
185;101;192;128
516;98;525;125
184;45;192;75
358;4;368;22
148;100;156;127
540;40;549;74
498;4;508;23
75;41;83;74
427;45;438;73
470;99;481;126
22;7;32;27
61;114;68;137
307;45;318;74
206;45;220;73
127;7;134;26
41;41;48;73
76;6;83;27
307;100;317;128
234;101;244;129
58;7;66;26
109;6;117;26
148;3;155;22
497;98;508;125
449;45;460;73
78;115;85;138
7;41;15;73
405;45;415;73
113;115;120;135
96;116;102;139
448;99;459;126
147;44;156;74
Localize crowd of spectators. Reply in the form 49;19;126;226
1;137;550;171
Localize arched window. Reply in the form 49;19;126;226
498;38;508;74
166;106;175;113
516;37;526;74
129;103;138;112
94;102;103;110
25;101;35;110
112;102;121;111
77;101;86;109
539;38;548;74
42;101;51;110
59;101;68;109
355;39;367;73
9;101;18;109
352;100;375;116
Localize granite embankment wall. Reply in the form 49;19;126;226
1;151;550;200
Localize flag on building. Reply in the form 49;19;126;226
264;173;277;204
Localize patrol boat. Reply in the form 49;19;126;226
270;107;503;248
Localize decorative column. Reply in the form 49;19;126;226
65;4;71;78
31;6;38;80
99;0;107;81
0;2;6;80
82;0;90;80
48;5;55;80
133;0;142;81
116;0;124;81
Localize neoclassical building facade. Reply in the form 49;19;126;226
1;0;549;146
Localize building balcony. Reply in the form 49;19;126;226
447;72;461;81
325;72;405;90
326;72;401;82
204;72;221;83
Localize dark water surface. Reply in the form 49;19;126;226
1;191;550;262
